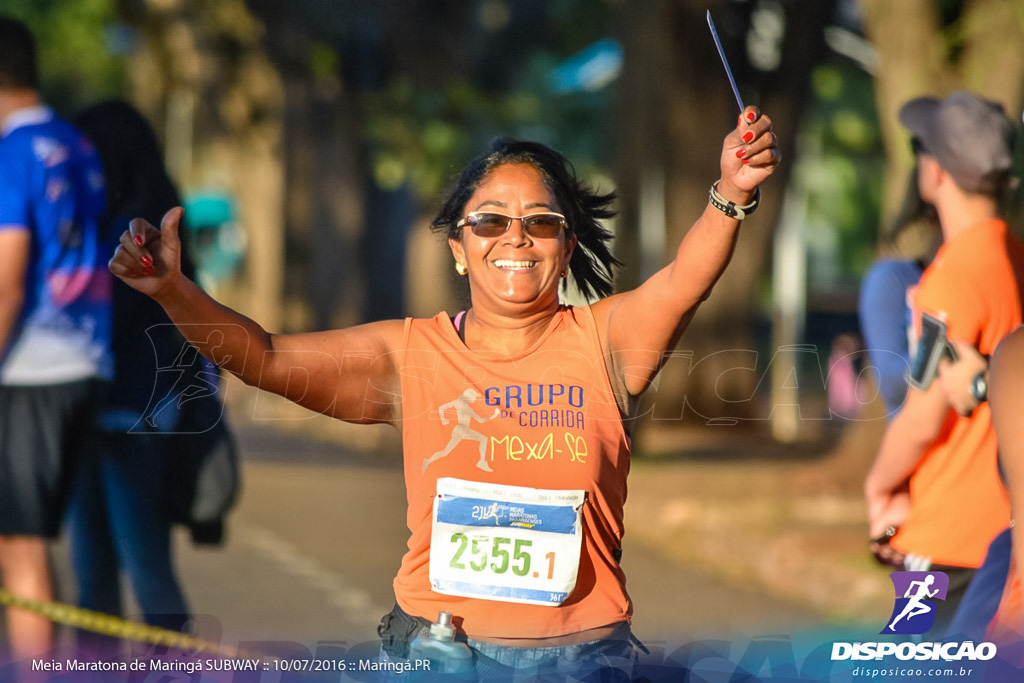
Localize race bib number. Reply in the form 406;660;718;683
429;477;585;606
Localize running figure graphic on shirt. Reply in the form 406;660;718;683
422;389;501;472
888;574;939;631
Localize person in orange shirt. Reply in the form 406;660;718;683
865;91;1024;634
108;112;779;677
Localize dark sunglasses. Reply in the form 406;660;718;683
457;211;567;239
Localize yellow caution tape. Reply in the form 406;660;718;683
0;587;255;659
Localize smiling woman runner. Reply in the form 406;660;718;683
108;107;779;679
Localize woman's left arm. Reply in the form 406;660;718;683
593;106;780;399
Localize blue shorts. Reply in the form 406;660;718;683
376;604;641;681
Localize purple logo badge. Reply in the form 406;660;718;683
881;571;949;635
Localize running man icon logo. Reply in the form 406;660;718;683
422;389;501;473
880;571;949;635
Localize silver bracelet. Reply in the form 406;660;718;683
708;180;760;220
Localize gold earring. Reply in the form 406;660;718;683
561;267;568;279
455;262;468;276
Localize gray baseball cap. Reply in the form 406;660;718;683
899;91;1015;194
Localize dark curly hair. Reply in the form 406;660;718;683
430;139;621;300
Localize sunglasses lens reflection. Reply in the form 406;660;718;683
522;214;564;237
467;212;565;238
470;213;511;236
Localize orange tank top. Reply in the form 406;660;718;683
395;305;632;638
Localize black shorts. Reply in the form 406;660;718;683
0;379;103;538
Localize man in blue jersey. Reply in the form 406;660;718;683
0;16;111;659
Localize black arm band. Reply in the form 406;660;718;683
708;180;760;220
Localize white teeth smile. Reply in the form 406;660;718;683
494;260;536;269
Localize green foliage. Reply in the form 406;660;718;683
795;57;885;285
307;42;341;82
2;0;128;112
361;69;614;200
358;3;616;201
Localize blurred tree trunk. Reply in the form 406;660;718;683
118;0;286;332
861;0;1024;232
615;0;835;444
276;78;367;332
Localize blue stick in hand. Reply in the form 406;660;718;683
706;10;745;113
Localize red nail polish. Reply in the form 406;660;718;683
144;265;155;276
746;111;756;122
140;255;153;268
741;158;750;165
133;234;144;247
742;131;754;143
735;148;747;158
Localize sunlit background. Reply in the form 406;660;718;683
6;0;1024;638
13;0;1022;450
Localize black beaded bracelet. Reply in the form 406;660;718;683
708;180;761;220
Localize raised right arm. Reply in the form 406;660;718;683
109;207;404;425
